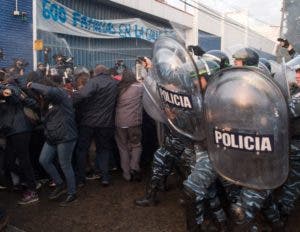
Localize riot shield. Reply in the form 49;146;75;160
269;60;281;75
273;63;291;100
290;91;300;117
142;69;167;124
286;56;300;116
152;36;205;141
204;67;289;189
258;62;271;77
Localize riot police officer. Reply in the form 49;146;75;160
232;47;259;67
278;62;300;217
136;37;229;232
225;47;288;231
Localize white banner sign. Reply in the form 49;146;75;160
37;0;168;42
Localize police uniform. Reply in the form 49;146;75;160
136;125;228;231
205;47;289;231
135;125;189;206
262;87;300;226
278;88;300;216
183;146;228;231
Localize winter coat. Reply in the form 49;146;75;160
30;83;78;145
72;74;118;128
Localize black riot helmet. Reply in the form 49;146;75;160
286;56;300;72
203;50;230;69
196;59;220;79
232;47;259;66
259;58;271;72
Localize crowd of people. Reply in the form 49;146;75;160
0;56;152;209
0;36;300;232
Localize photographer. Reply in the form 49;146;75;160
53;54;73;81
5;58;29;87
0;82;39;205
36;62;46;80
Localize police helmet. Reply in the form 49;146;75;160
232;48;259;66
203;50;230;69
286;56;300;72
196;59;220;79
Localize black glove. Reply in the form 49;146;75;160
188;45;205;56
277;38;290;48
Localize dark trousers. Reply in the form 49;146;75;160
0;147;6;185
75;126;114;183
6;132;36;191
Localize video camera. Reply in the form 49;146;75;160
136;57;147;65
115;59;126;74
53;54;73;69
52;53;74;81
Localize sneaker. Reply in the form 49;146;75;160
59;194;77;207
48;180;56;187
49;184;67;200
130;170;142;182
20;182;42;191
18;191;39;205
0;211;9;231
122;172;132;182
36;181;42;190
101;179;110;187
77;181;86;189
86;173;101;180
13;184;24;192
101;175;110;187
110;166;118;171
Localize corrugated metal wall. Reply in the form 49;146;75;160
37;0;169;69
0;0;33;70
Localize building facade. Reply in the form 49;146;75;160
0;0;277;71
0;0;33;70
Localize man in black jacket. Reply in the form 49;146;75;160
27;79;78;206
0;83;39;205
73;65;118;186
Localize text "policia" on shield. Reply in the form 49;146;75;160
158;86;193;109
214;129;274;152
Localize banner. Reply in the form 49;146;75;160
37;0;168;42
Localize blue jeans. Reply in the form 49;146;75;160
39;140;76;195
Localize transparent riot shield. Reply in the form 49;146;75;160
273;62;291;100
204;67;289;189
152;36;205;141
142;68;167;124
